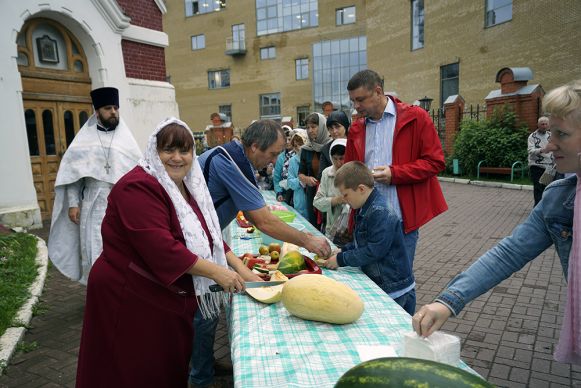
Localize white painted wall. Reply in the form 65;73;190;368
0;0;176;228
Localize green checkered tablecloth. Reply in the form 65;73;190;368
225;191;478;388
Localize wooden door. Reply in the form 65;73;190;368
24;100;93;219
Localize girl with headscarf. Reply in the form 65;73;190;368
76;117;245;388
313;138;348;237
287;129;309;219
318;110;350;175
298;112;332;226
273;125;296;205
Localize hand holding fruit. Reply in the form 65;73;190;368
412;303;452;337
322;255;339;270
303;233;331;258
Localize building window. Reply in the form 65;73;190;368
219;104;232;122
231;24;245;50
297;106;310;127
336;6;356;25
208;69;230;89
485;0;512;27
256;0;318;36
260;46;276;60
440;63;459;108
185;0;226;17
191;34;205;50
295;58;309;80
313;36;367;113
411;0;424;50
260;93;281;119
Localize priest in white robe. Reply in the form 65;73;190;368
48;87;142;284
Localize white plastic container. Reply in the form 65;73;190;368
402;331;461;366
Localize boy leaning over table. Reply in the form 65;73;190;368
322;161;416;315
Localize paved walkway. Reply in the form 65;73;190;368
1;182;579;387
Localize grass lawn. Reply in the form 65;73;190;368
0;233;38;337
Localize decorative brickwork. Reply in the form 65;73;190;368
443;95;465;156
116;0;162;31
486;68;544;132
121;40;166;81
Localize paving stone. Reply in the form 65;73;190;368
489;363;511;379
509;367;530;383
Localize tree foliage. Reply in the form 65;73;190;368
451;106;529;175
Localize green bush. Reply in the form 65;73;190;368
451;106;529;176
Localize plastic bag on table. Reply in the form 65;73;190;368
325;205;353;248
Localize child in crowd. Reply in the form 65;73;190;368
313;138;347;235
273;126;296;205
286;130;309;219
322;161;416;315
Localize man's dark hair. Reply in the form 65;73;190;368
347;69;383;92
241;119;284;151
335;161;374;190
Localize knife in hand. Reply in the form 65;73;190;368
209;281;286;292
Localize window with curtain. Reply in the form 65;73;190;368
191;34;205;50
440;63;459;108
485;0;512;27
411;0;424;50
295;58;309;80
260;93;281;119
185;0;226;16
208;69;230;89
336;6;356;25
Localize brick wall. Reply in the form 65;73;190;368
486;91;543;133
443;96;465;156
121;40;166;81
116;0;162;31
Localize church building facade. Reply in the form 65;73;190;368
0;0;178;228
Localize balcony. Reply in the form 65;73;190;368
225;37;246;56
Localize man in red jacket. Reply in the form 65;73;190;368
345;69;447;303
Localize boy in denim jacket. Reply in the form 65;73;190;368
323;161;416;314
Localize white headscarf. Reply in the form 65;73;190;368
302;112;332;152
138;117;228;319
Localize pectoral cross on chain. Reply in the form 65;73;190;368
104;162;111;174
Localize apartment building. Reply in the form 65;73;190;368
164;0;580;131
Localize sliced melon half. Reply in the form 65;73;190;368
245;271;288;304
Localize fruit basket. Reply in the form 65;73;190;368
239;253;322;280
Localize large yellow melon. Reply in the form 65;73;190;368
281;274;364;324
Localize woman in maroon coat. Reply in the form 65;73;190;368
76;118;245;388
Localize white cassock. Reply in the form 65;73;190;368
48;113;142;284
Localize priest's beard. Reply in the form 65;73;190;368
97;112;119;131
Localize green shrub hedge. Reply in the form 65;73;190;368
450;107;529;176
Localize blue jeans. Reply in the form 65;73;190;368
393;288;416;315
189;309;219;385
403;229;419;266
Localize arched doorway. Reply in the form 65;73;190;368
17;18;93;220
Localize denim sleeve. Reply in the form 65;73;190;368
436;206;554;316
337;208;395;268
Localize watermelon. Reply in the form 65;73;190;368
335;357;493;387
277;250;306;274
